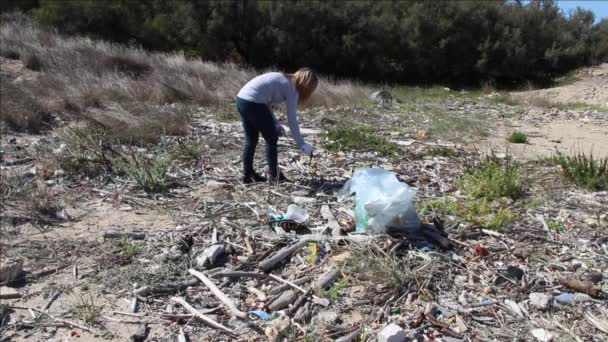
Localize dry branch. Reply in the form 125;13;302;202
259;240;307;272
170;297;235;334
188;269;248;319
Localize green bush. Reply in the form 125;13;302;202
420;197;516;231
458;158;522;200
324;127;399;157
549;152;608;191
507;131;528;144
118;155;170;193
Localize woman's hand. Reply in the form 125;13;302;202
275;122;285;137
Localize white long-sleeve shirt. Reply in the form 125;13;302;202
237;72;306;149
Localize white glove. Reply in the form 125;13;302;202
301;143;313;156
275;122;285;137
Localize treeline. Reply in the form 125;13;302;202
3;0;608;86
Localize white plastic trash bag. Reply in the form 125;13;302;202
340;168;421;233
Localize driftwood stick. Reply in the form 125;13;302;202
42;290;62;312
286;289;311;316
133;278;199;296
259;241;307;272
268;274;307;294
558;277;601;298
268;290;298;311
170;297;235;334
12;306;95;332
314;269;340;290
211;271;268;279
269;276;311;295
320;205;343;237
103;231;146;240
188;269;248;320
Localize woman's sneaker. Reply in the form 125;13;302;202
242;172;267;184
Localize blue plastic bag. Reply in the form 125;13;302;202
339;168;421;233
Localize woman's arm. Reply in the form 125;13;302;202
285;91;306;149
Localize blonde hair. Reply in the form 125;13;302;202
286;67;318;104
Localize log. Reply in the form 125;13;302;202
314;269;340;290
558;277;601;298
259;241;307;272
320;205;343;237
170;297;234;334
103;231;146;240
268;290;298;311
188;269;248;320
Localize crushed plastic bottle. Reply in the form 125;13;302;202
339;168;421;233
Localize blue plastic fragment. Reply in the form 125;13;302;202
554;293;576;303
249;310;272;321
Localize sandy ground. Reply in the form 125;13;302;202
511;63;608;107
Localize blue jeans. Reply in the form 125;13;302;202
235;97;279;177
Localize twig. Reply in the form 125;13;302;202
188;269;248;320
170;297;235;334
268;274;308;294
11;306;94;333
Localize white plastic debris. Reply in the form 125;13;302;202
284;204;309;223
377;323;406;342
195;244;225;268
529;293;553;310
531;328;554;342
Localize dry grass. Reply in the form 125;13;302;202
0;14;368;139
0;80;53;132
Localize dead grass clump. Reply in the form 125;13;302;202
0;81;53;132
0;169;30;203
82;103;192;144
102;55;152;78
343;243;412;291
20;51;42;71
69;292;102;324
0;46;20;59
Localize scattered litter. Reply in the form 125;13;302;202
377;323;406;342
249;310;271;321
531;328;554;342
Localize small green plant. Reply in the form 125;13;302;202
419;197;515;231
458;158;522;200
172;138;205;163
548;151;608;191
427;146;458;157
118;154;170;193
508;131;528;144
116;240;144;257
546;218;563;231
324;127;399;157
320;278;347;299
69;292;102;324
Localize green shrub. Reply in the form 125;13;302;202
549;151;608;191
507;131;528;144
324;127;399;158
428;146;458;157
419;197;516;231
118;155;170;193
458;158;522;200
